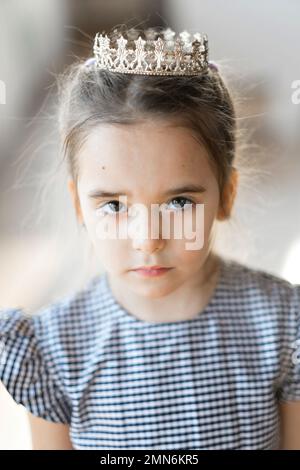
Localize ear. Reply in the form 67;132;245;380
67;178;84;225
217;167;239;221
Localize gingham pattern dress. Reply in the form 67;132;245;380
1;257;300;450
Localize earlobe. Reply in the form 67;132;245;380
67;179;75;199
217;167;239;221
67;178;84;224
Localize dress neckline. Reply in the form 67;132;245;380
102;256;228;327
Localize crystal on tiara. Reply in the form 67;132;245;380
93;27;209;76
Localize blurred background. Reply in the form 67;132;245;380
0;0;299;449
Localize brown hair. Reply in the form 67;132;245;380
57;26;238;217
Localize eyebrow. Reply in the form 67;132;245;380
87;184;207;199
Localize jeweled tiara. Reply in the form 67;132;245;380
91;27;212;76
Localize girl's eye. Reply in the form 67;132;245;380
96;196;195;216
96;200;127;215
166;196;195;211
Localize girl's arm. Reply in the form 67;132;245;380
279;401;300;449
27;411;73;450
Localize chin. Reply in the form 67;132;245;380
132;282;176;299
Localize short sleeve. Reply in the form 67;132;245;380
276;284;300;403
0;308;72;423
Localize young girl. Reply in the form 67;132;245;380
1;25;300;450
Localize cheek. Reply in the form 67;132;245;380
79;200;129;267
169;201;218;260
92;237;129;271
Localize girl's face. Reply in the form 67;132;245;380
68;120;237;298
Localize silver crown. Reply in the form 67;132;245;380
93;27;209;76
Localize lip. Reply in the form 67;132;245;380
131;266;173;277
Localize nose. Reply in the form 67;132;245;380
132;237;164;254
129;204;166;254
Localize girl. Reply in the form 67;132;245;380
1;25;300;450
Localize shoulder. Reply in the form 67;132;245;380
30;272;107;338
222;256;297;291
219;257;300;341
0;272;108;390
1;272;106;342
0;304;76;423
25;272;110;375
220;257;300;402
221;257;299;309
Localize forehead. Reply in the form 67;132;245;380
76;121;217;190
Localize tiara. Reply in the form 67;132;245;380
92;27;210;76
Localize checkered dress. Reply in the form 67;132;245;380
1;257;300;449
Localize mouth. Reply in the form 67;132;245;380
131;266;174;277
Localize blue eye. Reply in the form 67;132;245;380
166;197;195;211
96;200;127;215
